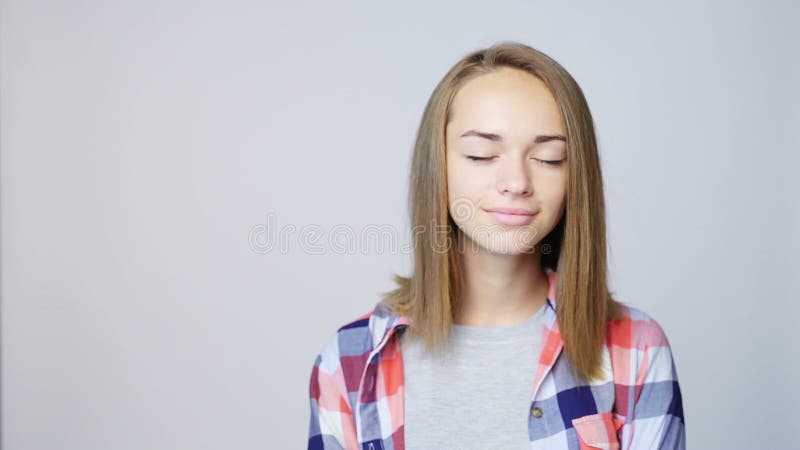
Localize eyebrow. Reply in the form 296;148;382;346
459;129;566;144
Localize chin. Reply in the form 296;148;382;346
462;233;540;256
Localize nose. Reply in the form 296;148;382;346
496;156;533;197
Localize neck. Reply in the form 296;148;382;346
453;235;549;327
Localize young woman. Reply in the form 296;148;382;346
308;42;685;450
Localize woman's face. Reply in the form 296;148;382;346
445;66;568;255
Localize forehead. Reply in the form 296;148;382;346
448;67;565;135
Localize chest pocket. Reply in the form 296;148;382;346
571;412;625;450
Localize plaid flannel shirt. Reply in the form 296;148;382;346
308;269;686;449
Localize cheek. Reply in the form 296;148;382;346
537;178;568;211
447;162;486;223
446;160;474;200
543;168;567;194
446;166;458;203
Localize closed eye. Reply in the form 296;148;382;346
533;158;565;166
466;156;565;166
466;156;495;162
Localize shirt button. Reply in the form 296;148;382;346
531;406;543;418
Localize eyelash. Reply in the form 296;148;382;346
466;156;564;166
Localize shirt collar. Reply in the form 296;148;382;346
372;268;559;353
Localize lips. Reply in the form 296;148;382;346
484;207;537;226
485;207;536;215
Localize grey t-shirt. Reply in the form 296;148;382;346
399;302;547;450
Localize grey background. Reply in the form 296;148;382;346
2;1;798;449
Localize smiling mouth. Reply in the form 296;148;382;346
484;209;537;226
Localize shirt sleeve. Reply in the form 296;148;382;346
620;318;686;449
307;345;358;450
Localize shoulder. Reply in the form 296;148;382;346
607;301;675;351
606;302;680;391
314;301;397;373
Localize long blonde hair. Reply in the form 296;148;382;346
381;41;624;383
